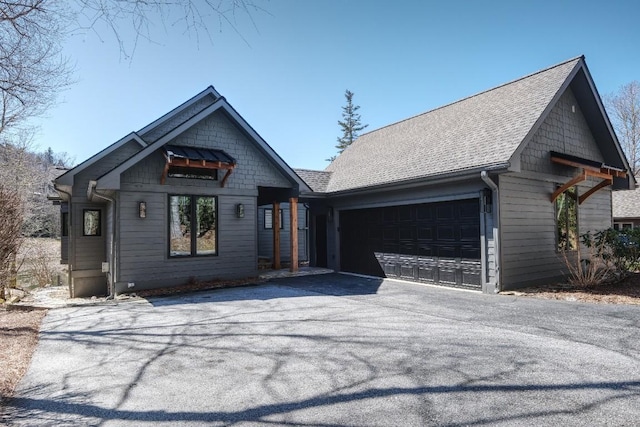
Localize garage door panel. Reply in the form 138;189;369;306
461;245;481;259
459;203;478;219
340;198;481;290
437;225;455;241
460;224;480;241
437;245;457;258
398;205;414;221
416;205;433;220
437;205;454;220
417;226;434;240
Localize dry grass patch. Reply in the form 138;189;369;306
0;308;46;404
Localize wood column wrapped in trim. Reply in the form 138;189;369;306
273;201;281;270
289;198;298;272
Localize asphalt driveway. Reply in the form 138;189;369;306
3;273;640;426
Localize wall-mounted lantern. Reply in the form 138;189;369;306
139;201;147;218
482;189;492;213
236;203;245;218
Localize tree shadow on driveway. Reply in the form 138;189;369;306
3;275;640;426
5;380;640;426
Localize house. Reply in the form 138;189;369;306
612;182;640;230
56;55;634;297
54;87;311;297
299;55;634;293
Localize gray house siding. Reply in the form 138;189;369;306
122;110;291;190
499;175;611;288
72;140;144;198
65;141;143;297
140;96;217;143
60;202;69;264
112;110;293;293
115;191;257;292
520;88;605;174
257;203;309;263
500;89;610;289
70;202;108;296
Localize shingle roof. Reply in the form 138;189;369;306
324;57;582;193
613;185;640;219
294;168;332;192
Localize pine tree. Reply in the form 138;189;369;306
329;90;368;161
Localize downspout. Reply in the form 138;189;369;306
480;171;501;293
88;180;117;299
53;183;72;295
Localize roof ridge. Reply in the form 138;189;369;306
359;55;584;137
137;86;220;135
294;167;331;173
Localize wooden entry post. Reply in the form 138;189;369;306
273;201;281;270
289;198;298;272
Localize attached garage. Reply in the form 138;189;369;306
339;198;482;290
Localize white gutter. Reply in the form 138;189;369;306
480;171;501;293
88;180;117;299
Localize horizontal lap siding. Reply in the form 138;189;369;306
500;175;613;289
579;188;612;232
257;203;308;262
113;110;295;291
500;175;566;288
73;203;106;270
501;87;612;289
118;191;257;289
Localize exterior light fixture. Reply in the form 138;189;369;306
139;201;146;218
482;188;492;213
236;203;245;218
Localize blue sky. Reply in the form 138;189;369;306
34;0;640;171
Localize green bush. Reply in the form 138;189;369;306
581;228;640;277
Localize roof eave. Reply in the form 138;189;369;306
55;132;146;187
96;96;310;193
137;86;221;136
324;162;511;197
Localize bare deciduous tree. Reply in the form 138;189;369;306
0;134;69;238
73;0;263;60
0;184;23;301
606;81;640;176
1;0;262;137
0;0;72;137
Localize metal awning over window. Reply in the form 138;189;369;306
550;151;627;205
161;145;237;187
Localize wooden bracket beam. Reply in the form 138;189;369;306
161;161;170;185
220;168;234;188
162;152;236;186
550;154;627;178
578;178;613;205
551;170;587;203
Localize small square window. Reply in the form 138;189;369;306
83;209;101;236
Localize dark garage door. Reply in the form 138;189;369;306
339;198;482;289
